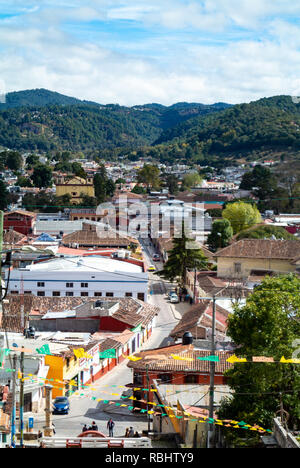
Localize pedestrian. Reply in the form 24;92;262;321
107;418;115;437
124;428;129;437
38;430;43;439
82;424;88;433
91;421;98;431
128;427;134;437
133;431;140;438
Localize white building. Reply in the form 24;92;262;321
7;256;148;302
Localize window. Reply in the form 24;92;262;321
137;293;145;301
125;292;132;297
106;292;114;297
81;292;89;297
81;283;88;288
37;282;45;287
37;291;45;297
184;374;198;384
158;373;172;383
234;263;242;274
52;291;60;297
66;292;74;297
11;291;19;295
66;283;73;288
94;292;102;297
24;291;32;295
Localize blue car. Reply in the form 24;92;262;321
52;396;70;415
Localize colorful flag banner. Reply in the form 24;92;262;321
197;356;220;362
226;355;247;363
123;354;142;361
99;349;116;359
36;344;52;355
0;348;11;368
73;348;92;359
131;324;143;333
171;354;193;362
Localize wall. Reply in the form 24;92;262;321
30;318;100;333
217;257;296;278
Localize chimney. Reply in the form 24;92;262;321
182;331;193;345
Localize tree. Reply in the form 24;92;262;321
236;224;295;241
93;165;116;203
72;162;87;179
0;179;9;210
218;274;300;445
137;164;161;191
165;174;179;195
156;227;209;287
16;176;33;188
182;172;203;189
131;185;146;194
31;164;53;189
6;151;23;171
207;219;233;251
222;201;261;234
26;154;40;169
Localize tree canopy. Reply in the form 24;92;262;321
222;201;262;234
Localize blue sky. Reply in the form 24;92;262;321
0;1;300;105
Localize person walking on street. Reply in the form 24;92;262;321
107;418;115;437
128;427;134;437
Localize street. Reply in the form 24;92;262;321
33;237;180;439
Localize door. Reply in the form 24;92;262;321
24;393;32;413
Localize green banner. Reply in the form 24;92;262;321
36;344;51;355
197;356;220;362
131;324;142;333
99;349;116;359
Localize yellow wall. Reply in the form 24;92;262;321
45;354;80;398
55;177;95;204
217;257;296;278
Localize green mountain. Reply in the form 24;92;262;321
0;88;100;109
152;95;300;163
0;89;230;153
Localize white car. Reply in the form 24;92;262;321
170;294;179;303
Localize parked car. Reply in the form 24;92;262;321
167;290;177;299
52;396;70;415
170;294;179;304
152;254;160;261
148;265;156;272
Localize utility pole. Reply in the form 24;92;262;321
146;364;151;432
10;353;17;448
207;295;216;448
19;348;25;448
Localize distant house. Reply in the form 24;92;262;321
126;343;233;408
62;222;139;249
3;210;36;236
214;239;300;278
169;299;230;342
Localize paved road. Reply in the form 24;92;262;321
33;237;180;440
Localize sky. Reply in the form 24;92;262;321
0;0;300;106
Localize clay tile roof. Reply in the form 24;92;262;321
214;239;300;260
2;296;158;333
127;344;233;373
3;229;26;245
170;300;229;339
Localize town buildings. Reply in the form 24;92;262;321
7;255;148;302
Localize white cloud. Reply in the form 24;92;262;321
1;1;300;105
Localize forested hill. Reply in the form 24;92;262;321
154;95;300;158
0;89;231;152
0;88;100;109
1;90;300;163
